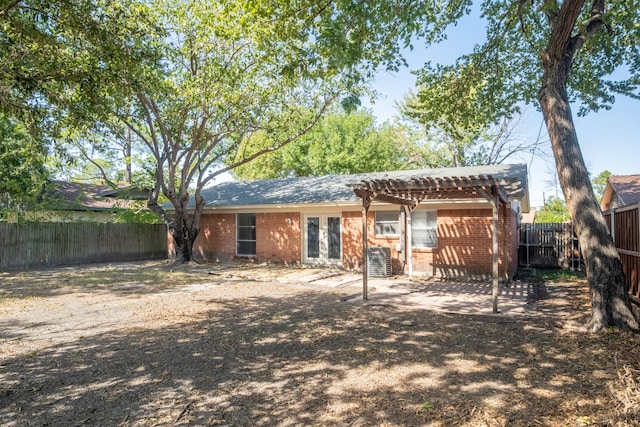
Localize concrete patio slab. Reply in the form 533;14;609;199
362;277;537;316
305;272;537;316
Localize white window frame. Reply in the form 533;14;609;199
375;211;400;236
236;213;256;256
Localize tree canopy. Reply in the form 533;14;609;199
592;170;612;203
1;0;163;128
408;1;640;125
232;109;422;179
535;196;571;223
88;1;357;261
0;114;49;210
402;0;640;331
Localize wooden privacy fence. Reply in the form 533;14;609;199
604;204;640;303
519;222;582;270
0;222;168;271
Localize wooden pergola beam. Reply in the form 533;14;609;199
353;188;417;208
355;176;519;192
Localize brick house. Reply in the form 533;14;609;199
191;164;529;279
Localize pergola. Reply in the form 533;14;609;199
349;174;523;314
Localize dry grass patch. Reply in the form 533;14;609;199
1;262;639;426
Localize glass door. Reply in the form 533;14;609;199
304;215;342;264
327;216;341;260
307;217;320;259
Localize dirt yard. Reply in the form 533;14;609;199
1;261;639;426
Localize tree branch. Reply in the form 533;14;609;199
208;96;334;185
568;0;606;58
0;0;20;16
540;0;560;28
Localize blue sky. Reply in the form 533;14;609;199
364;16;640;210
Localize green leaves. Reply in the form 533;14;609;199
0;114;49;209
535;196;571;223
410;0;640;123
231;108;421;179
0;0;164;127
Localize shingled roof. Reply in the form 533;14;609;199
601;175;640;210
45;181;147;211
199;164;529;211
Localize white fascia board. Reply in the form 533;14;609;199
196;198;501;214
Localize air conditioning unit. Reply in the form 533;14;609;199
367;247;392;277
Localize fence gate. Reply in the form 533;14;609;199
519;223;582;270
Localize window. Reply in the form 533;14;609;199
327;216;341;259
307;217;320;258
412;210;438;248
237;213;256;256
375;211;399;236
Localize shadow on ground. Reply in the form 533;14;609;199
2;273;639;426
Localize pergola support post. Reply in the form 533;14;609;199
492;188;499;313
362;197;371;300
403;205;415;280
476;186;501;314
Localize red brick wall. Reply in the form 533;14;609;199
343;207;519;278
430;208;517;278
342;211;363;270
256;212;301;265
194;213;236;261
342;210;404;273
194;206;520;278
194;212;301;264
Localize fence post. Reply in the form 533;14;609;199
611;209;616;244
525;223;530;268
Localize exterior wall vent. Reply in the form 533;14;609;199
367;247;392;277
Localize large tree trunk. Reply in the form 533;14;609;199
147;186;201;264
170;191;205;264
168;211;198;263
539;51;638;332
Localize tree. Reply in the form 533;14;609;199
0;114;49;213
5;0;465;263
101;1;352;262
134;0;478;262
400;95;544;167
381;1;638;331
592;170;612;203
54;119;155;188
0;0;162;127
536;196;571;223
232;109;422;179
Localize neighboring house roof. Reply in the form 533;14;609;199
520;208;536;223
601;175;640;211
97;187;150;200
46;180;146;211
198;164;529;212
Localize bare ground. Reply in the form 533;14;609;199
1;261;639;426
